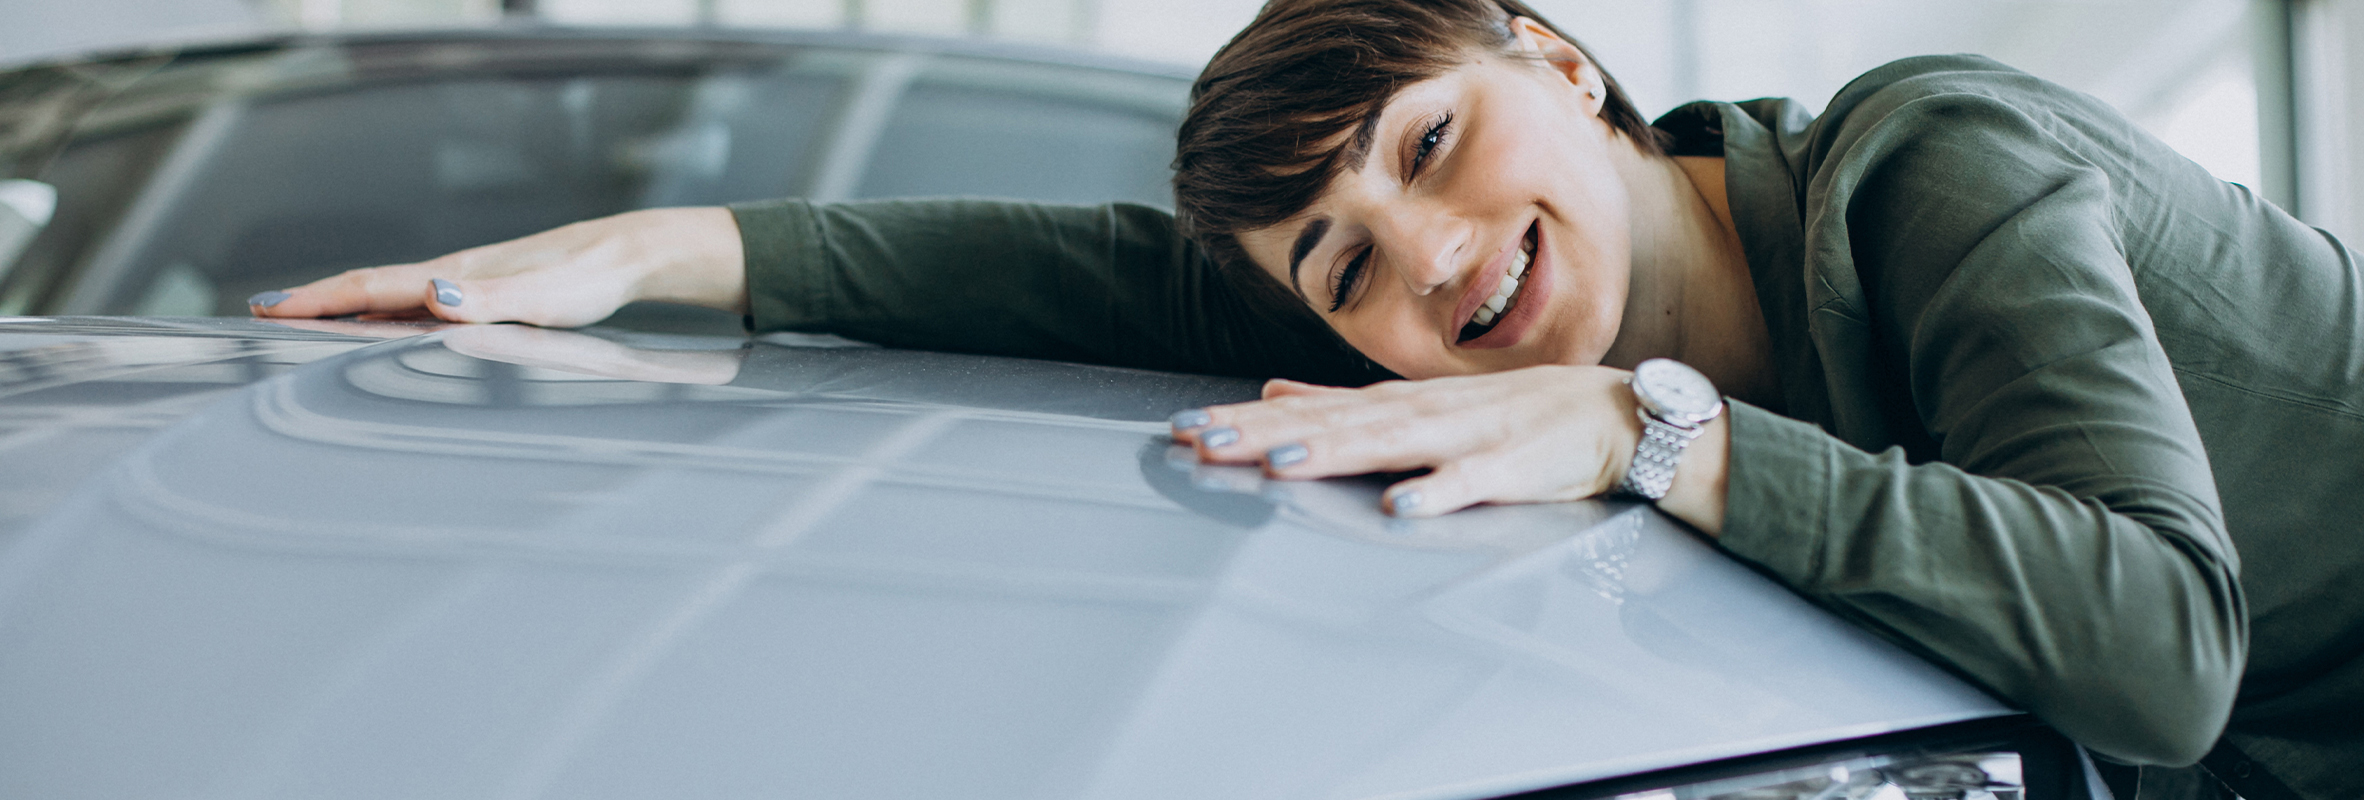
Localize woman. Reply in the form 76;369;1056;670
250;0;2359;796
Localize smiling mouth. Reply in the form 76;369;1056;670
1457;226;1538;343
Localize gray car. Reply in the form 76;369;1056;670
1;29;2105;799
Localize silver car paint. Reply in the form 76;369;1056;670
0;317;2010;799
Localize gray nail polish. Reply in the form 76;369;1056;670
1388;491;1423;516
246;291;291;308
1266;442;1308;468
431;278;464;308
1201;427;1239;448
1170;408;1212;431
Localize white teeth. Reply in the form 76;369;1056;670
1467;236;1536;336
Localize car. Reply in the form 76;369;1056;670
0;26;1190;330
1;27;2111;799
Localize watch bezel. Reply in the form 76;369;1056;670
1630;359;1724;428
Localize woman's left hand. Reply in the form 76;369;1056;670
1171;365;1649;518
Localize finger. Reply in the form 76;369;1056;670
423;277;473;322
1178;404;1321;465
249;262;447;319
1389;439;1609;516
1176;384;1439;465
1381;462;1488;518
424;270;626;327
1168;398;1292;448
1190;386;1415;447
1260;378;1354;400
1171;385;1333;443
1240;381;1521;476
1188;421;1262;465
1257;408;1496;480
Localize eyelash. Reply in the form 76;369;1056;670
1328;248;1370;313
1326;113;1455;313
1411;112;1454;178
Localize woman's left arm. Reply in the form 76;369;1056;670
1171;365;1726;525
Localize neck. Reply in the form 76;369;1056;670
1604;150;1782;410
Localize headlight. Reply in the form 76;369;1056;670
1614;752;2024;800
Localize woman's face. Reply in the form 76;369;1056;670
1235;30;1636;380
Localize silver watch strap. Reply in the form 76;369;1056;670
1614;409;1705;501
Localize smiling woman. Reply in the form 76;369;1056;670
247;0;2364;796
1173;2;1758;387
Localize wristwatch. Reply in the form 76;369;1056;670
1613;358;1725;501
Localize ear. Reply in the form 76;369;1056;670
1506;16;1608;116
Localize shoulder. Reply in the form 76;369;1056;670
1800;55;2143;183
1820;54;2093;126
1787;58;2147;354
1791;56;2139;238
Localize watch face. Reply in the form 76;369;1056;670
1633;359;1722;421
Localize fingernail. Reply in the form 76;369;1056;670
246;290;291;308
1388;491;1423;516
431;278;464;308
1170;408;1212;432
1266;442;1308;468
1201;426;1239;448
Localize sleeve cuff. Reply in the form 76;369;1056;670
729;198;829;334
1714;400;1836;585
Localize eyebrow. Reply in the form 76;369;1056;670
1339;107;1384;173
1281;107;1387;302
1287;217;1331;300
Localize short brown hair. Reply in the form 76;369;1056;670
1172;0;1665;301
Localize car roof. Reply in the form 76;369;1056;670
0;23;1202;79
0;318;2011;799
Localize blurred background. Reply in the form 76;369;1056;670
7;0;2364;250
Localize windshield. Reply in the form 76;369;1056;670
0;36;1187;323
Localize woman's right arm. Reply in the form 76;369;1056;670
252;206;747;328
256;198;1393;386
731;197;1387;384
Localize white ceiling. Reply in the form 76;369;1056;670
1;0;2271;186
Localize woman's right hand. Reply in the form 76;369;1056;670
246;206;747;327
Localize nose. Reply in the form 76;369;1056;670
1367;203;1467;297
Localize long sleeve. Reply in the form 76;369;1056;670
1711;63;2248;767
729;197;1393;387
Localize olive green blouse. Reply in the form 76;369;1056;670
730;55;2362;798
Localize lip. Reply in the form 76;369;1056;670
1456;222;1547;350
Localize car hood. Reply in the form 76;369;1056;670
0;316;2010;800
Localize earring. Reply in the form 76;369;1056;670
1586;87;1601;100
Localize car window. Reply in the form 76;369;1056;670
853;57;1184;208
0;124;180;316
0;40;1189;328
123;71;847;316
0;46;851;318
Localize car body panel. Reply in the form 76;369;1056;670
0;317;2013;800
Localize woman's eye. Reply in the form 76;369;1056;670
1410;113;1453;177
1328;248;1371;313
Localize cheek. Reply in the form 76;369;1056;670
1327;297;1458;379
1543;198;1635;364
1512;133;1633;365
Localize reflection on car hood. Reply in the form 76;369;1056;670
0;316;2009;800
